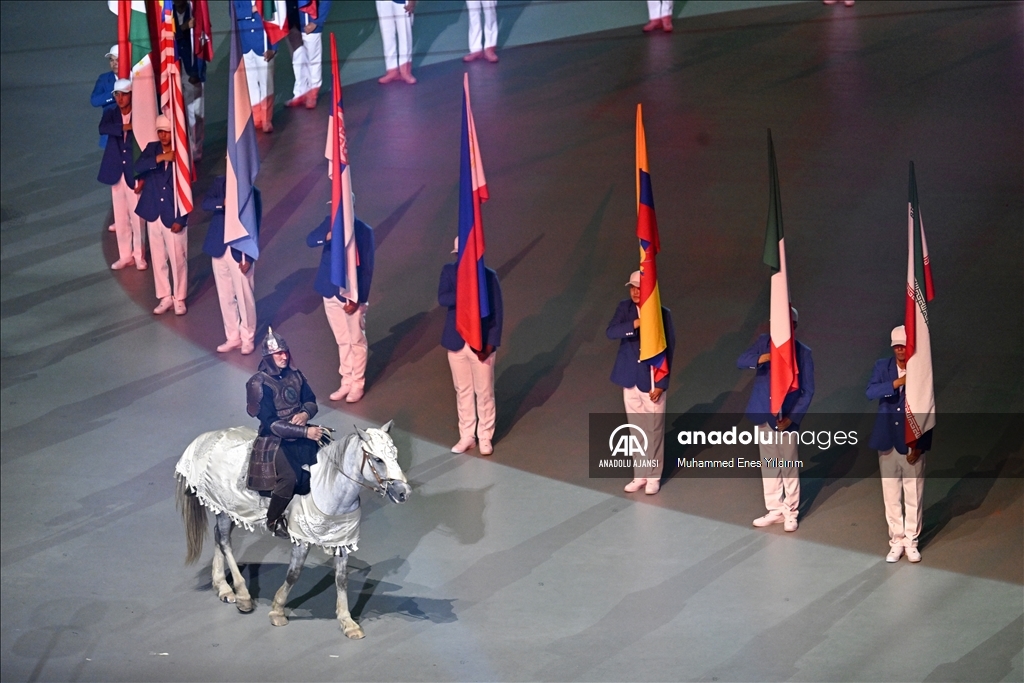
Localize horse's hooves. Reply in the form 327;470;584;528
236;599;254;614
342;622;365;639
269;613;289;627
219;593;236;604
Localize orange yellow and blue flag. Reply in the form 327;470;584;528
635;104;669;383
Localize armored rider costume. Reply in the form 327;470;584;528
246;329;319;537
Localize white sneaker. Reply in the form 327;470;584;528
173;299;187;316
886;546;904;563
644;479;661;495
905;547;921;563
217;340;242;353
451;438;476;454
153;297;173;315
479;439;493;455
783;518;798;532
240;342;255;355
111;258;135;271
753;511;785;527
329;385;350;401
345;386;364;403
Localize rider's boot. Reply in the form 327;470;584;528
266;494;292;539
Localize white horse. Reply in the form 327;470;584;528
175;420;411;639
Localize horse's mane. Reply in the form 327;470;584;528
317;433;358;488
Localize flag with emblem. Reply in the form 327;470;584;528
904;161;936;445
324;33;358;301
635;104;669;383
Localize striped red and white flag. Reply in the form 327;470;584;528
158;1;193;214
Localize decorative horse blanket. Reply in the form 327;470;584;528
175;427;360;554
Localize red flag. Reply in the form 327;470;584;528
117;0;132;78
193;0;214;62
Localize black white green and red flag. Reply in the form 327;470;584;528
110;0;158;149
904;162;936;445
763;130;798;417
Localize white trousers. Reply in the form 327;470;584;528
112;176;144;263
623;386;666;480
756;423;801;521
448;344;496;442
879;449;926;548
183;78;204;162
647;0;673;20
323;297;368;390
376;0;413;70
147;218;188;302
212;253;256;345
466;0;497;52
291;31;323;97
242;51;274;123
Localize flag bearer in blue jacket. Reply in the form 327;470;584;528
135;115;190;315
92;45;120;233
307;211;375;403
234;0;279;133
202;176;260;354
866;325;932;564
607;270;675;495
99;78;148;271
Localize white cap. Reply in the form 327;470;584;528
790;306;798;323
891;325;907;347
155;115;172;131
106;44;119;59
113;78;132;93
452;236;459;254
625;271;641;288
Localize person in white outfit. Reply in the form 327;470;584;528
643;0;673;32
438;238;503;455
202;176;259;354
736;308;815;531
235;0;279;133
286;0;329;109
606;271;676;495
134;116;190;315
866;325;932;563
376;0;416;84
463;0;498;63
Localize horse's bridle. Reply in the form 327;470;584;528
339;447;395;498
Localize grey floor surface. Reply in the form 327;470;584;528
2;2;1022;682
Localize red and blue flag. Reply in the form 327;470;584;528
456;73;490;351
325;33;359;301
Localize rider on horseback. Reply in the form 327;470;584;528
246;328;324;538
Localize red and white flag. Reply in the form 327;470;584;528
157;1;193;214
904;162;936;445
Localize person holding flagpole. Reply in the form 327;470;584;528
439;74;501;455
376;0;417;84
233;0;284;133
737;130;814;532
866;326;932;563
135;115;190;315
285;0;330;109
608;104;674;495
98;78;148;272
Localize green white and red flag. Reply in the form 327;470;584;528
763;130;799;417
109;0;158;149
904;162;936;445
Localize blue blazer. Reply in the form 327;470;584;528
134;142;189;227
174;1;207;81
606;299;675;392
736;333;814;430
865;357;933;454
306;216;374;303
91;71;117;147
289;0;330;32
97;106;136;187
438;263;503;352
201;176;260;262
234;0;279;55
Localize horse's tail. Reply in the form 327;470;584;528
176;475;208;565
